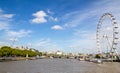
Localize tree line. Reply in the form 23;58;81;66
0;46;42;57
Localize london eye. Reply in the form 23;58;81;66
96;13;119;61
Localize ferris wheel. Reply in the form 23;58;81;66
96;13;119;59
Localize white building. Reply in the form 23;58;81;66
56;51;63;55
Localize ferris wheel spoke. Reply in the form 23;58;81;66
96;13;119;60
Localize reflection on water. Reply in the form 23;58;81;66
0;59;120;73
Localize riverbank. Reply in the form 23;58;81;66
0;57;37;62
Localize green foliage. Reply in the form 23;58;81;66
95;54;101;59
0;46;12;57
0;46;40;57
38;52;42;56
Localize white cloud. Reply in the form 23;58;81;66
31;10;59;24
0;9;14;20
0;22;10;30
47;9;53;14
0;9;14;30
59;0;120;30
31;17;47;24
33;10;47;17
73;29;96;41
0;29;32;47
31;10;47;24
47;9;58;22
9;37;18;42
33;38;61;51
49;16;58;22
2;14;14;18
6;29;32;38
51;25;63;30
64;29;97;53
0;41;9;46
54;17;58;21
35;38;51;47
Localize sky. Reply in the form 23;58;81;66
0;0;120;53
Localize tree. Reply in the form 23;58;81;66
0;46;12;57
95;54;101;59
0;46;41;57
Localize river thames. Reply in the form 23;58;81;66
0;59;120;73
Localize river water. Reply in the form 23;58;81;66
0;59;120;73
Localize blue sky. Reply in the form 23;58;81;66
0;0;120;53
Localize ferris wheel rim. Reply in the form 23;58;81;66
96;13;119;53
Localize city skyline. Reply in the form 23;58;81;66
0;0;120;53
